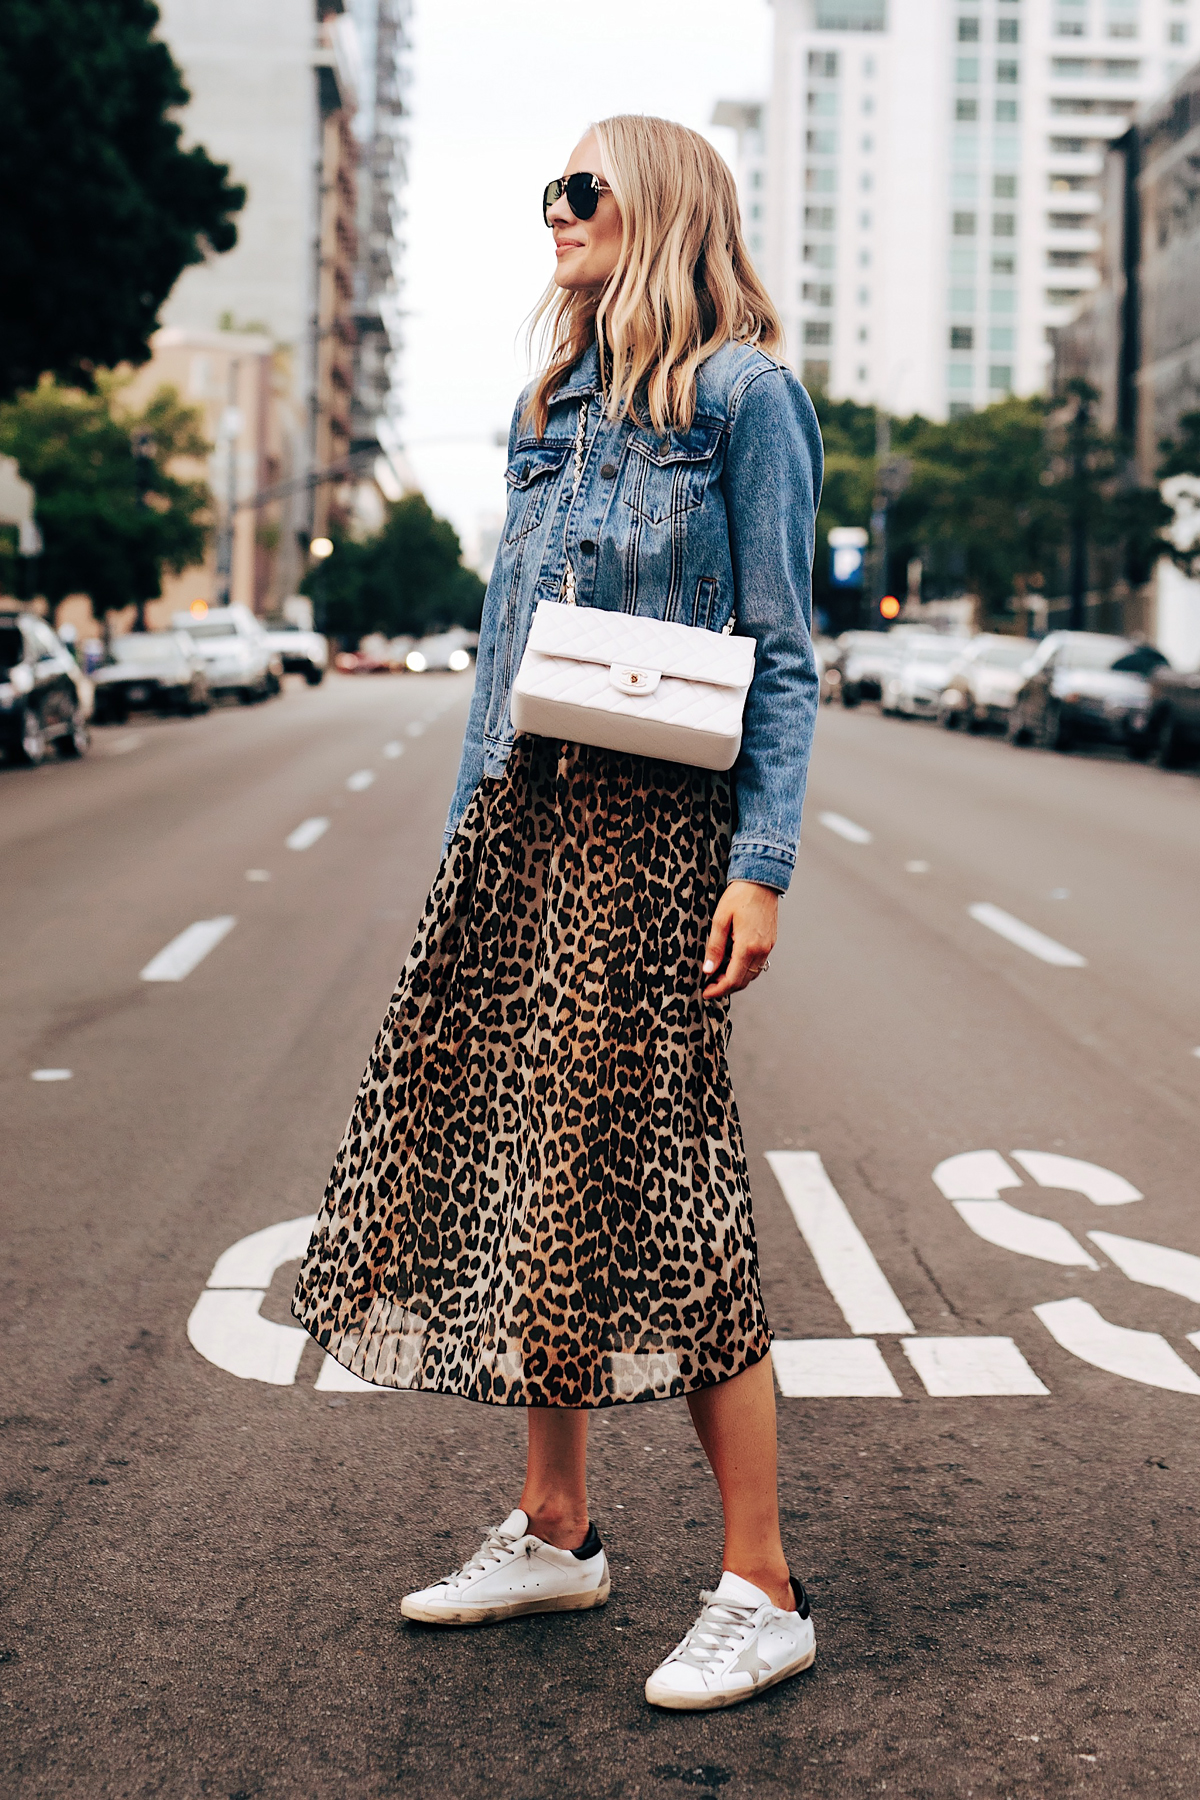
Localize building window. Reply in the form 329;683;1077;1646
993;212;1017;236
862;94;875;115
950;325;975;349
956;55;980;81
948;363;975;390
950;244;976;272
989;364;1013;391
994;173;1018;198
805;206;836;229
992;253;1016;274
956;97;979;119
989;326;1015;350
807;167;838;193
861;171;873;190
953;210;978;235
858;286;871;304
1048;249;1088;266
949;402;974;419
860;210;872;228
864;55;876;75
860;248;872;266
803;359;831;389
805;242;836;268
998;17;1020;41
953;170;979;198
807;129;838;153
808;91;839;117
1046;288;1082;304
996;99;1019;121
803;283;836;306
809;51;840;76
815;0;887;27
858;325;870;341
949;286;977;312
862;133;874;151
1104;59;1140;75
1169;21;1187;43
1049;211;1089;229
804;321;833;345
958;16;980;40
857;365;869;382
990;287;1017;312
997;59;1020;82
1050;135;1087;152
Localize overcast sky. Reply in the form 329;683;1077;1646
400;0;772;556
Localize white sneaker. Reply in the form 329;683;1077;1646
644;1570;815;1711
400;1509;610;1626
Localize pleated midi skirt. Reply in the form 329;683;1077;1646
292;734;771;1408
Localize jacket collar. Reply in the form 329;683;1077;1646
546;342;603;406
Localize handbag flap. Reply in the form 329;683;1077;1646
526;601;755;690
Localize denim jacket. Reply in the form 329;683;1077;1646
444;340;823;893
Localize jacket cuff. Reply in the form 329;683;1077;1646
727;845;794;894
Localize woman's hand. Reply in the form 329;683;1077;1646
701;880;780;1000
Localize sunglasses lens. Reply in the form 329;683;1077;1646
565;173;599;220
542;179;564;224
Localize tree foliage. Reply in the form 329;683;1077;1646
0;376;210;620
304;495;486;646
809;387;1170;631
0;0;245;399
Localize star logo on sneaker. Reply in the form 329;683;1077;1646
732;1640;771;1682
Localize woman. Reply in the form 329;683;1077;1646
294;114;822;1712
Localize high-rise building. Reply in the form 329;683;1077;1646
150;0;409;609
759;0;1193;419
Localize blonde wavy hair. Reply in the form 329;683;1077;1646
524;114;782;439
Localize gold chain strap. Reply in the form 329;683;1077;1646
561;398;589;607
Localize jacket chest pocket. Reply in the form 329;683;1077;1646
504;442;570;543
621;424;722;526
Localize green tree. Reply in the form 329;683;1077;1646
304;495;486;647
0;0;245;399
0;376;210;624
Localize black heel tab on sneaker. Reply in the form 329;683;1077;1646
571;1522;603;1560
790;1575;811;1619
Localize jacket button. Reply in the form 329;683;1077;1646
579;538;597;554
599;462;617;479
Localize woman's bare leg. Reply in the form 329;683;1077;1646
686;1355;793;1609
518;1409;591;1549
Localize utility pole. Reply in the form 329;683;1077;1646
214;358;243;608
870;409;890;629
1068;385;1090;633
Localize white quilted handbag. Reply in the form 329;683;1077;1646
509;400;756;772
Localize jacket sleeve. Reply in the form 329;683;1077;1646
722;364;823;893
441;395;525;853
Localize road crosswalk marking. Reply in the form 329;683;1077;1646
766;1151;914;1334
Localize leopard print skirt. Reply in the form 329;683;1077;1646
292;734;771;1408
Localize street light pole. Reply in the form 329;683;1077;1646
1068;386;1090;633
214;358;242;608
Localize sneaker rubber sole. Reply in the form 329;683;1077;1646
401;1576;611;1626
645;1641;816;1711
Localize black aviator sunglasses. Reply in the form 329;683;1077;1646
542;171;612;226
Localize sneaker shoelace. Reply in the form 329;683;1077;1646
672;1592;761;1671
444;1524;525;1588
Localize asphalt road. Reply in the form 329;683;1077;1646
3;681;1200;1799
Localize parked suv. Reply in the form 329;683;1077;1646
937;634;1036;733
0;611;93;764
261;620;328;685
1146;665;1200;767
1007;631;1168;755
171;606;277;703
92;632;212;722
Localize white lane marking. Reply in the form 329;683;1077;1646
187;1291;308;1386
933;1149;1024;1201
766;1151;914;1334
902;1337;1049;1397
1013;1150;1142;1206
346;769;376;792
31;1068;72;1082
140;916;236;983
314;1356;393;1393
245;868;271;882
104;731;144;756
286;816;330;851
383;741;404;758
1050;887;1070;900
905;859;930;874
406;721;426;737
968;902;1086;968
953;1199;1098;1268
1035;1298;1200;1395
188;1214;316;1386
1193;1047;1200;1060
207;1215;315;1289
772;1339;901;1398
1089;1231;1200;1304
818;811;872;845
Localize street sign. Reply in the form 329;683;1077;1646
828;524;867;588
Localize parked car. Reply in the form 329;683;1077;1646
833;631;897;706
261;620;329;685
1007;631;1169;755
937;634;1037;733
171;606;278;703
91;632;212;723
0;611;93;765
881;636;972;718
404;630;473;674
1146;665;1200;767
